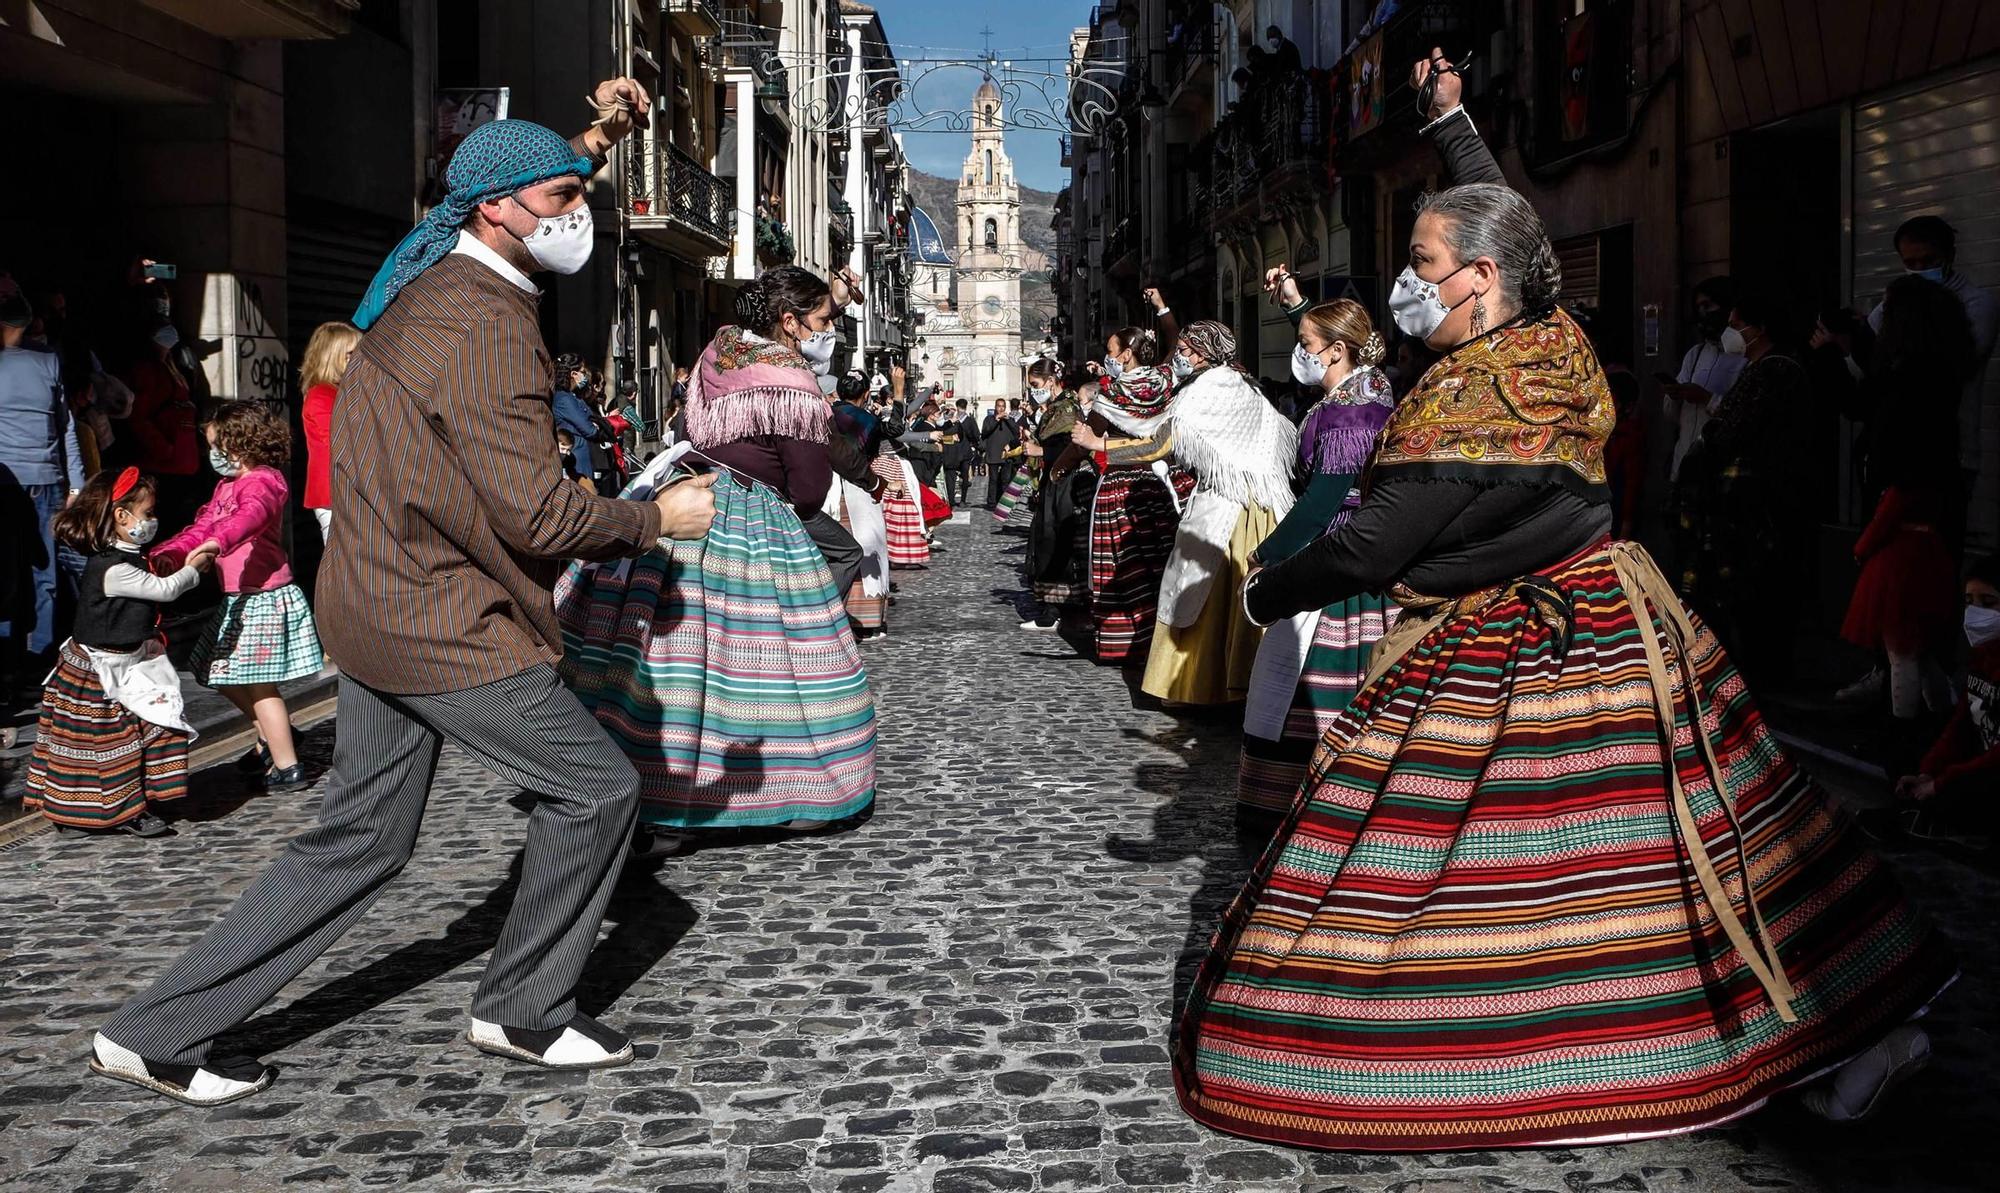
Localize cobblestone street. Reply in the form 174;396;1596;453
0;514;1993;1193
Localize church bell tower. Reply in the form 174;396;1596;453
953;77;1024;404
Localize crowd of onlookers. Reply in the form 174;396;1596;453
552;353;650;496
3;261;216;700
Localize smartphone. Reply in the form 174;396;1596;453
143;263;178;281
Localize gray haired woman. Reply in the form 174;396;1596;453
1177;49;1954;1154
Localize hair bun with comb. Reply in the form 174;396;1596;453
734;277;773;330
1358;331;1386;367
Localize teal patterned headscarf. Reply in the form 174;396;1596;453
353;119;593;329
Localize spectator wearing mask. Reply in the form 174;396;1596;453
123;319;201;527
551;358;602;492
941;398;978;506
1886;560;2000;850
981;398;1021;509
1864;216;1999;511
1674;287;1811;681
299;321;362;543
1;277;84;685
900;398;946;489
1662;275;1746;485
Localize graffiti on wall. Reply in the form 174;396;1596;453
198;275;289;403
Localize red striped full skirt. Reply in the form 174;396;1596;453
873;456;931;568
1086;466;1194;663
1177;544;1957;1151
25;641;190;828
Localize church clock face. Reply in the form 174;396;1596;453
980;295;1003;317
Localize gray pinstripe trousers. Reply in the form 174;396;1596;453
103;665;641;1066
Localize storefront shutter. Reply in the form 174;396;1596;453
1852;59;2000;544
286;200;408;360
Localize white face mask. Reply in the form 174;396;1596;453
1103;355;1124;381
1967;604;2000;647
1719;326;1748;356
799;328;839;374
1290;342;1329;387
1170;353;1194;380
208;447;241;477
1388;263;1472;342
522;203;594;275
122;515;159;546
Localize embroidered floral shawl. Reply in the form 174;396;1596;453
1371;308;1612;495
1095;365;1173;438
1298;366;1395;477
683;325;830;449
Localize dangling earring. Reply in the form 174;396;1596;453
1470;293;1488;337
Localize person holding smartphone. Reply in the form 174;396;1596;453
1660;275;1746;486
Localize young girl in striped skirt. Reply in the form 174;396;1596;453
153;401;324;791
26;468;218;838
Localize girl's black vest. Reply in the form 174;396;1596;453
72;547;160;651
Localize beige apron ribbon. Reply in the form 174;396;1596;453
1357;543;1798;1021
1609;541;1796;1021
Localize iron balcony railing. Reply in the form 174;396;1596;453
719;7;787;100
630;141;733;249
663;0;721;38
1188;69;1327;227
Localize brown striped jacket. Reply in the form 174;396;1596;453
318;252;661;694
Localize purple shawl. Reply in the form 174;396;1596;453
1298;366;1394;476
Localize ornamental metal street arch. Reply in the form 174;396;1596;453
763;50;1128;139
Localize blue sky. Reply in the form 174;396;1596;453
867;0;1086;191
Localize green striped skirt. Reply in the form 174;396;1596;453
556;471;876;829
1238;593;1397;814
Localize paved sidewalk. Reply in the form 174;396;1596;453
0;516;1991;1192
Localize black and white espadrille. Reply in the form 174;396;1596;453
467;1012;634;1070
88;1033;275;1106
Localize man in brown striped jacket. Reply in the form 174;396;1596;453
92;83;717;1105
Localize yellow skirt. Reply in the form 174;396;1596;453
1140;502;1276;705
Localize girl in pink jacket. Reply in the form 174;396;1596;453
152;402;323;789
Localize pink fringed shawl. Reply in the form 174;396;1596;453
684;326;830;448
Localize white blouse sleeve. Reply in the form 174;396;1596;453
103;561;201;603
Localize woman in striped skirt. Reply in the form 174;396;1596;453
557;268;875;850
1067;328;1193;664
1176;63;1953;1150
1238;290;1398;814
1021;371;1091;630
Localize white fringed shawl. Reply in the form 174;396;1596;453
1154;367;1299;628
1166;366;1298;515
